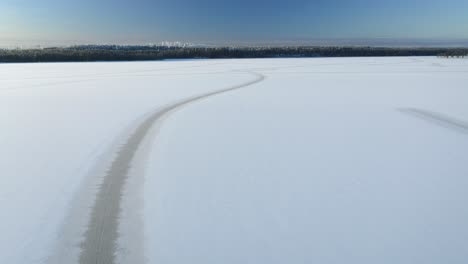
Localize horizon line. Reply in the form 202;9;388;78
2;38;468;49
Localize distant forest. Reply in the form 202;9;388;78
1;45;467;63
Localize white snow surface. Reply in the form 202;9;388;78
1;57;468;263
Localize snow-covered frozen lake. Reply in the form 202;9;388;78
1;57;468;264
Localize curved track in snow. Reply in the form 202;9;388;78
78;71;265;264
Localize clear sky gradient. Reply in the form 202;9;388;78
1;0;467;46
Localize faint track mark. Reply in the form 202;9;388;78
399;108;468;135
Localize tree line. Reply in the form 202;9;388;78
1;45;467;63
437;49;468;58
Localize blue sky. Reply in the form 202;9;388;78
1;0;467;46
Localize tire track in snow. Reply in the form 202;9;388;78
78;71;265;264
399;108;468;135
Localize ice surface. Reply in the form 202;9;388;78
1;57;467;263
